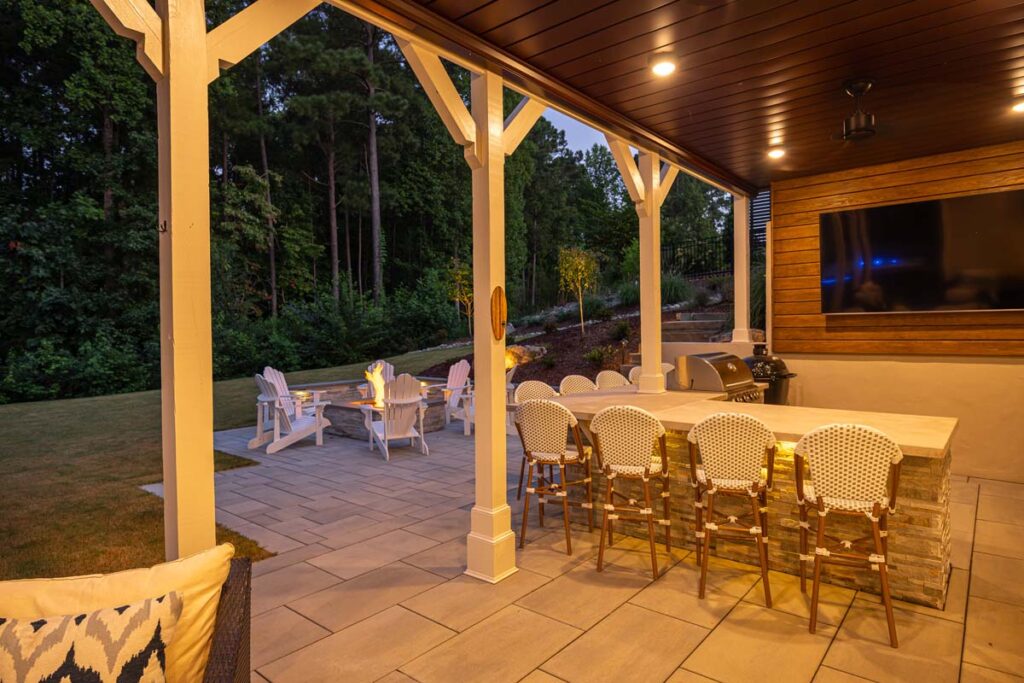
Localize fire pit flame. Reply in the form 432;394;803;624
365;362;387;408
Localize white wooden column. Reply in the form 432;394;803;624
155;0;217;559
606;137;679;394
397;39;544;582
637;152;665;393
464;70;517;582
732;193;752;343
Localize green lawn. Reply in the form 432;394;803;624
0;345;468;580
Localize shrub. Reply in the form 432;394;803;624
542;318;558;334
540;355;556;369
611;320;631;342
582;294;610;321
621;238;640;281
661;274;694;304
617;280;640;307
692;285;713;308
583;344;617;368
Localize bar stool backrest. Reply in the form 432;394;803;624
688;413;775;487
514;380;557;403
596;370;630;389
515;399;578;457
591;405;666;471
795;424;902;512
560;374;598;395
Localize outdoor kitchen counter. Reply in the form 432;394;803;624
553;388;958;608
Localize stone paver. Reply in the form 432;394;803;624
182;425;1024;681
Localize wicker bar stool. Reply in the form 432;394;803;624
590;405;672;579
559;374;598;395
687;413;776;607
794;424;903;648
514;399;595;554
513;381;560;500
595;370;630;389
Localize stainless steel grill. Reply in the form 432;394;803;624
682;352;764;403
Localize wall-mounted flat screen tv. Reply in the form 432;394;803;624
819;190;1024;314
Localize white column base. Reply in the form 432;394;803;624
637;373;666;394
465;504;518;583
731;328;753;343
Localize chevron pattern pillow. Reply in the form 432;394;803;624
0;592;182;683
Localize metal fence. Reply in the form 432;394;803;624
661;232;766;280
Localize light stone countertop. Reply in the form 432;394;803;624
553;387;958;458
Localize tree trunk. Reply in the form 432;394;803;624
357;211;364;298
578;288;586;337
256;57;278;318
366;23;384;304
344;209;353;298
101;107;116;291
326;123;340;304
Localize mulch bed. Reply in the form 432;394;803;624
421;305;726;385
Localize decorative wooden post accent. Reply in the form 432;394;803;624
606;137;679;393
732;193;752;343
92;0;322;560
398;39;544;582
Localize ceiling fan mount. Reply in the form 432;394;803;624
841;78;877;141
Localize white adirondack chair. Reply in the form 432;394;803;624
365;373;429;461
249;374;331;454
263;366;323;418
443;359;472;426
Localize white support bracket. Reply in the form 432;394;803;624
397;38;480;167
606;135;645;207
503;97;546;155
89;0;163;80
206;0;322;83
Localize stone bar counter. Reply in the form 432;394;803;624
553;388;958;609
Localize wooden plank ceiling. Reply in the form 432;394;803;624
411;0;1024;189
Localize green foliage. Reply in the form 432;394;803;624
0;0;736;403
583;345;617;368
558;247;599;337
583;294;612;322
539;355;556;369
542;319;558;335
751;260;767;331
611;321;631;342
661;274;695;305
617;281;640;307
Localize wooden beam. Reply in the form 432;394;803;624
206;0;322;83
90;0;163;79
606;135;645;207
502;96;545;155
326;0;756;196
657;163;680;208
396;38;478;164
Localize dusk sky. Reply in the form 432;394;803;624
543;108;607;154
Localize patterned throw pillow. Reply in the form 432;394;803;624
0;592;182;683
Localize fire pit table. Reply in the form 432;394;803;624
292;378;449;441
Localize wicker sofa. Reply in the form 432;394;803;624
203;558;252;683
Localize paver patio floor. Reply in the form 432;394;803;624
199;424;1024;683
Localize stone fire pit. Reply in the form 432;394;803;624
293;378;449;441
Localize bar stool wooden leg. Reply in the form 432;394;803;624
693;489;703;567
585;459;595;531
643;479;659;579
698;493;715;599
809;506;826;634
597;477;613;572
519;461;534;549
798;501;809;593
537;470;546;528
560;463;572;555
661;475;672;552
751;492;772;608
871;507;899;648
516;456;526;500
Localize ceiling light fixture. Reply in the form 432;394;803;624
649;53;677;77
1013;101;1024;113
767;148;785;159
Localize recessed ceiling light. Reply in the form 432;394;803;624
1013;101;1024;113
649;54;677;77
767;148;785;159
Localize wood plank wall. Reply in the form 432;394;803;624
770;141;1024;356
